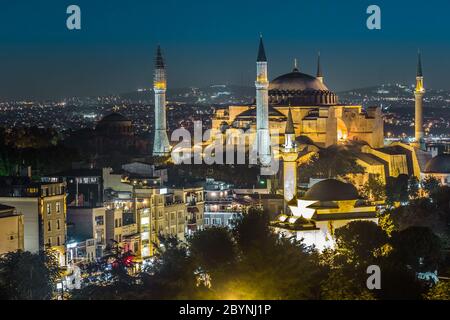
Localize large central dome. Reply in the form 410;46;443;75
270;70;329;91
268;68;338;106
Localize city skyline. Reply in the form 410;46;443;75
1;0;450;99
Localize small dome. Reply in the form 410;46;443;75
425;154;450;173
304;179;359;201
269;70;328;91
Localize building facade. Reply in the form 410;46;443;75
0;177;67;265
0;204;24;255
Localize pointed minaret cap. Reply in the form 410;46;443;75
285;106;295;134
417;50;423;77
257;34;267;62
316;52;323;78
155;45;165;69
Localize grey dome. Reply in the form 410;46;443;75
99;112;130;123
425;154;450;173
304;179;359;201
269;70;329;91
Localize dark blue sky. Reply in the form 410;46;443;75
1;0;450;99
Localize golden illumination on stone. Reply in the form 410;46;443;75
154;81;167;90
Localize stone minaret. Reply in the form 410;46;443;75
281;107;299;202
316;52;324;84
414;51;425;144
255;36;271;166
153;45;170;157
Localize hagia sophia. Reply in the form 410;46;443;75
211;41;384;149
90;37;449;250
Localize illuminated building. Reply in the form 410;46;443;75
133;185;188;258
0;177;67;265
173;186;205;235
421;153;450;186
0;204;24;255
152;45;171;156
414;52;425;144
103;169;196;260
280;107;299;202
43;169;104;207
66;207;106;264
272;179;378;251
204;180;239;228
255;36;272;165
211;38;384;150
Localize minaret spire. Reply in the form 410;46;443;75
255;35;271;166
155;45;165;69
416;50;423;77
316;52;324;84
153;45;171;157
414;50;425;145
281;104;298;203
257;34;267;62
285;106;295;136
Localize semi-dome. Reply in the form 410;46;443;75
304;179;359;201
425;154;450;173
270;70;329;91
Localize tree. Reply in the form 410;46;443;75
299;146;364;181
386;174;409;206
425;281;450;300
320;268;375;300
422;176;440;195
361;174;386;201
0;250;62;300
377;210;397;236
231;207;272;254
141;236;197;299
389;227;442;274
408;176;420;200
189;227;236;289
387;187;450;247
334;221;388;266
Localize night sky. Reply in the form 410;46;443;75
1;0;450;99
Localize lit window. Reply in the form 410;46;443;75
56;202;61;213
46;203;51;215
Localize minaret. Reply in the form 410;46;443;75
255;35;271;166
153;45;171;157
281;107;299;202
316;52;323;84
414;51;425;144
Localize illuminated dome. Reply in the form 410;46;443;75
268;68;338;106
425;154;450;173
304;179;359;201
270;71;329;91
